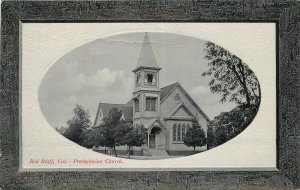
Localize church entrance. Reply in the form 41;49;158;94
149;134;155;149
148;126;165;150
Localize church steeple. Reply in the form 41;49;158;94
133;33;162;89
133;32;161;72
132;32;161;125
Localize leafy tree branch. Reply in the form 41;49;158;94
202;41;261;107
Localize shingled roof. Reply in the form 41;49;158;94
93;103;133;126
160;82;178;101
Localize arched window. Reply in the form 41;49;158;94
177;124;181;141
145;73;156;85
136;74;141;86
147;74;153;83
173;124;177;142
182;124;186;140
134;98;139;112
172;123;191;143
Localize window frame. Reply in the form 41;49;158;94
144;72;156;86
145;97;157;111
134;98;139;112
136;73;141;87
172;122;188;144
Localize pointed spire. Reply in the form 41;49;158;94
133;32;161;72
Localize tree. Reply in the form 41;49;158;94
202;41;261;107
93;126;111;154
122;124;146;158
100;107;129;157
80;126;106;149
207;125;216;150
80;128;96;149
63;104;91;144
184;119;207;154
209;105;257;146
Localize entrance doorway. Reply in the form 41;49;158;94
149;134;155;149
148;127;164;150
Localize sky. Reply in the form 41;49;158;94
38;32;237;128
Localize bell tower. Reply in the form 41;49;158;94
132;33;161;126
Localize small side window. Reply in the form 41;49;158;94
134;98;139;112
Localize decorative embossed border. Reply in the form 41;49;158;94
0;1;299;189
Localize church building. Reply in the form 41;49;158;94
94;33;209;156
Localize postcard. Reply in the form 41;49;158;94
20;22;276;171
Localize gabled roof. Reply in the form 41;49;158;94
95;82;210;126
167;102;195;118
146;118;165;132
125;99;133;106
93;103;133;126
96;83;178;126
160;82;178;101
133;32;161;72
160;82;210;121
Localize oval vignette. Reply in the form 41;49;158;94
38;32;261;160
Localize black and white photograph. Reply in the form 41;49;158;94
2;1;300;189
39;31;261;160
20;23;276;170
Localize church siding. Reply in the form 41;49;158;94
160;85;209;153
160;86;208;133
164;120;171;151
133;90;161;127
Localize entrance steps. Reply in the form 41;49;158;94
148;149;169;156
